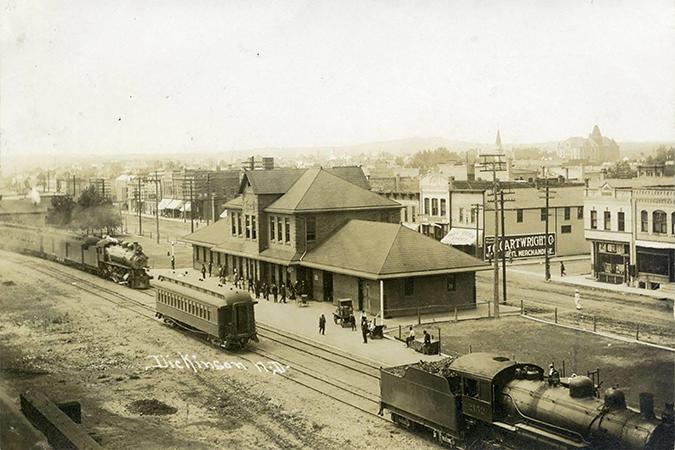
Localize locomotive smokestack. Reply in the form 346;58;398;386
640;392;655;420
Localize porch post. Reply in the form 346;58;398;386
379;279;385;326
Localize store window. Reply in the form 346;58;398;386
653;210;667;234
603;211;611;231
641;211;648;232
424;198;430;215
440;199;447;217
590;210;597;229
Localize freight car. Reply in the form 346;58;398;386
0;222;151;289
380;353;673;450
154;274;258;349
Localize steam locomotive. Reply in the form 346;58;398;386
380;353;673;449
0;223;151;289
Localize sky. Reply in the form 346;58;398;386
1;0;674;158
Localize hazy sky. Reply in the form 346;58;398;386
1;0;673;157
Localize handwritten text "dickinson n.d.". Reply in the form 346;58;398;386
145;353;289;375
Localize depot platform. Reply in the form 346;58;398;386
149;268;508;367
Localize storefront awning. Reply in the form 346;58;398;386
166;199;183;210
635;240;675;250
157;198;172;209
441;228;482;246
402;222;419;231
180;201;192;212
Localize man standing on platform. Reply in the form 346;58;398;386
201;264;206;279
208;260;212;277
318;314;326;335
272;283;278;303
361;320;369;344
280;282;286;303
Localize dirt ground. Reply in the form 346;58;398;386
0;254;439;450
427;316;674;409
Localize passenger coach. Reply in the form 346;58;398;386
154;275;258;349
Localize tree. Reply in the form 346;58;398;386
46;195;75;228
646;145;675;164
605;161;634;179
70;185;122;234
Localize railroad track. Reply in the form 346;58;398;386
7;252;389;423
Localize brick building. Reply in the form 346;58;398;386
184;167;489;317
584;178;674;288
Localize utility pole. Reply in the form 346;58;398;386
206;173;211;226
154;171;160;244
137;176;142;236
539;167;556;281
471;203;483;258
499;189;515;303
190;178;194;233
479;153;507;319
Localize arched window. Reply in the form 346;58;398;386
652;210;667;234
641;210;648;232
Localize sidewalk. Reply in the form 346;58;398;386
151;268;457;367
508;267;674;301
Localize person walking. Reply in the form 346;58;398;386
318;314;326;335
263;283;270;301
272;283;278;303
406;326;415;347
361;320;369;344
255;280;261;299
170;255;175;270
201;264;206;279
208;261;213;277
560;261;566;277
280;283;286;303
574;289;582;310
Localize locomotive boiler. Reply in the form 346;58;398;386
380;353;673;450
95;238;151;289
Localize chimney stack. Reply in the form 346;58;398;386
640;392;655;420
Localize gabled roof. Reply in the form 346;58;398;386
302;220;490;279
181;219;230;247
223;195;243;209
264;168;400;213
239;166;370;195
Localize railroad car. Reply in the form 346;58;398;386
0;222;151;289
380;353;673;450
154;274;258;349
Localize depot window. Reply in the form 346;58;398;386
270;217;276;241
245;215;251;239
306;217;316;242
231;213;237;236
237;213;242;237
404;277;414;296
277;217;283;242
251;216;257;241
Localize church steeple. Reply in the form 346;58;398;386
590;125;603;144
495;130;503;151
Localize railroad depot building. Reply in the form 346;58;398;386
184;167;490;317
584;178;675;288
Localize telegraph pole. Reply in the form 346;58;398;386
539;167;556;281
471;203;483;258
206;173;211;225
499;189;515;303
189;178;194;233
154;171;160;244
137;176;142;236
479;153;507;319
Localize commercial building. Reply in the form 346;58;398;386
584;179;674;288
184;167;489;318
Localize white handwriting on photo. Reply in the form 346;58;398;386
145;353;289;375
